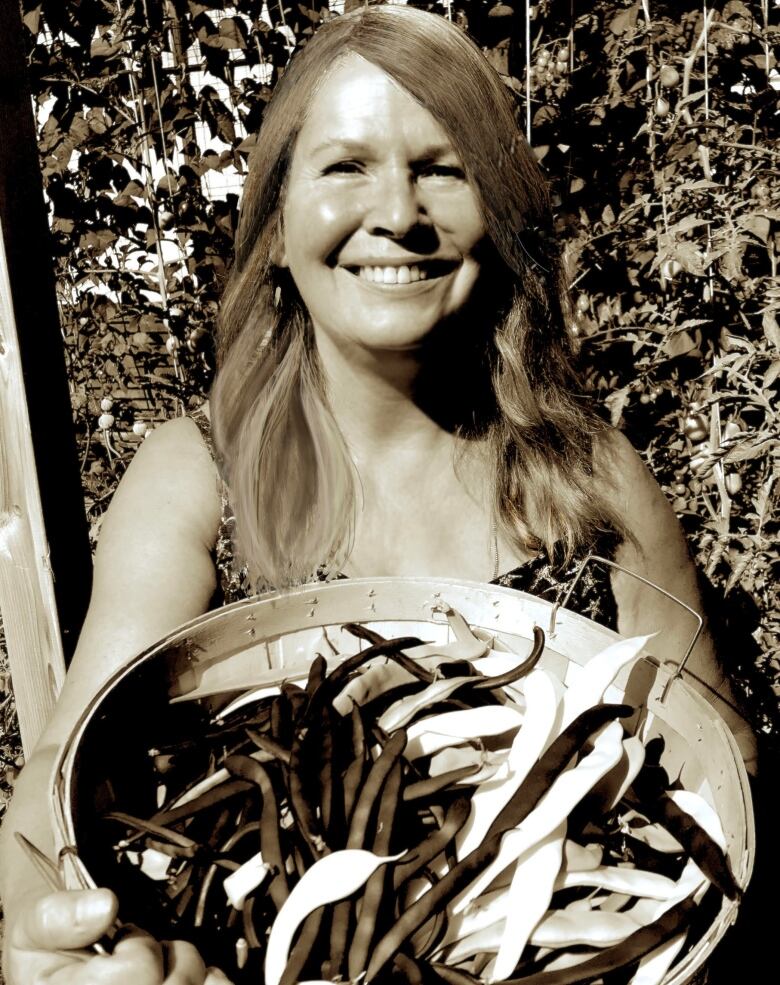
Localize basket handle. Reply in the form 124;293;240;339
549;553;703;696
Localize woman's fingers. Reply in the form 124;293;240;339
12;888;118;952
43;933;211;985
160;938;209;984
204;968;235;984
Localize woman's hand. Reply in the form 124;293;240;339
4;886;234;985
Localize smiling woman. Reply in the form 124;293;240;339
211;4;624;592
0;5;760;985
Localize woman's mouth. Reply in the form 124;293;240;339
342;260;460;285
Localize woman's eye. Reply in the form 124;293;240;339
419;164;466;180
322;160;363;175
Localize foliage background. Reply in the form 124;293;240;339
1;0;779;838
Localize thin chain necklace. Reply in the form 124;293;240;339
491;516;500;581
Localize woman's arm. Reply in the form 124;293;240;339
0;416;224;983
598;430;758;771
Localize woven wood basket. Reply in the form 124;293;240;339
51;576;755;985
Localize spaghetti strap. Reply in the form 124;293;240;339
189;406;216;457
187;407;255;606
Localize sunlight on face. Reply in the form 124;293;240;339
280;54;487;354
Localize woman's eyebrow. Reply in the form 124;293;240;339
309;138;373;157
309;137;457;160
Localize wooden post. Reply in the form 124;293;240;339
0;228;66;754
0;0;93;748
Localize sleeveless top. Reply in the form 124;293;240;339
190;410;620;631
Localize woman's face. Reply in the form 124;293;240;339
280;54;487;354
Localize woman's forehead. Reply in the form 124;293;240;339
294;52;454;158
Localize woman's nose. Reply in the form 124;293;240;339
366;169;420;237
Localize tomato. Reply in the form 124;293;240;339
751;181;770;203
98;413;114;430
661;258;682;279
165;335;180;355
723;421;743;441
725;474;742;496
684;414;708;442
187;328;207;352
655;96;670;118
100;397;113;412
576;294;590;313
659;65;680;88
133;421;148;436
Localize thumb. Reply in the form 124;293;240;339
14;888;118;951
205;968;235;984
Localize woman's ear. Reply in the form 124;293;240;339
270;216;288;268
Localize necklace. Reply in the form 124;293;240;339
492;516;500;581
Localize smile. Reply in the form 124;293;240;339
342;259;460;285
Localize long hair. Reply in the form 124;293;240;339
211;4;622;589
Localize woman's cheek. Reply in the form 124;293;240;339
288;186;367;258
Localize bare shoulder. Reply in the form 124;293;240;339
593;428;683;558
592;429;715;663
45;417;223;744
102;415;220;544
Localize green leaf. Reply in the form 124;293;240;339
740;215;771;242
608;4;639;35
762;311;780;350
664;330;697;358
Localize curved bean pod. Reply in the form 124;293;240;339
223;754;289;907
469;625;545;690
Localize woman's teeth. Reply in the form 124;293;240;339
356;265;428;284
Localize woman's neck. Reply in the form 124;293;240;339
315;331;464;468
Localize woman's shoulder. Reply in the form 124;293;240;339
100;413;222;553
592;428;666;520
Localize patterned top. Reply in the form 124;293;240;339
189;409;620;630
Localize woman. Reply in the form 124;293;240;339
0;6;756;984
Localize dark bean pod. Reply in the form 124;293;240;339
469;625;546;690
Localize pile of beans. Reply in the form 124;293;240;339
99;618;739;985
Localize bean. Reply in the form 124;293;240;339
403;765;481;802
194;821;261;927
429;963;481;985
328;637;433;691
343;747;369;826
104;811;201;857
470;626;545;690
152;778;252;826
289;726;329;861
278;906;326;985
318;706;336;833
629;787;740;900
271;690;293;746
245;729;291;764
367;828;502;981
485;703;633;841
392;952;427;985
499;892;700;983
223;755;289;907
306;654;328;695
393;796;471;890
329;730;407;976
348;758;403;978
341;622;386;646
346;729;407;850
241;894;262;949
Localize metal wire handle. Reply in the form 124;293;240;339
548;554;703;698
